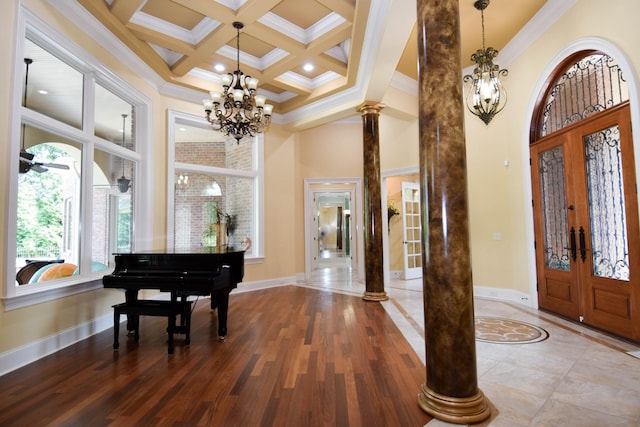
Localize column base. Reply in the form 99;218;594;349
418;383;491;424
362;291;388;301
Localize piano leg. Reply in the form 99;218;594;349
125;289;138;333
113;308;120;351
212;290;231;341
167;309;175;354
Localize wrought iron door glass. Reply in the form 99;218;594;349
584;125;630;280
539;146;570;271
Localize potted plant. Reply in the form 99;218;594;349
388;200;400;222
388;200;400;232
202;202;226;247
202;202;238;247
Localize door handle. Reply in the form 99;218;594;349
579;226;587;262
569;227;577;262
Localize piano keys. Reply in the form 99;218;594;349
103;247;244;350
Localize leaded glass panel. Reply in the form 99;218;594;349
539;146;570;271
584;125;630;280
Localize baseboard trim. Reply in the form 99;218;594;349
0;312;113;377
473;286;535;308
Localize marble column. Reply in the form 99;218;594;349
415;0;491;423
357;102;388;302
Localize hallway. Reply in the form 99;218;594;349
302;266;640;426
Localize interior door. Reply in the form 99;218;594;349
401;182;422;279
531;104;640;341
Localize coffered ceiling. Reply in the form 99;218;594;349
68;0;547;124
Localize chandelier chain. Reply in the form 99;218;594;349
481;9;486;52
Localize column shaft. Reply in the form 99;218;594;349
416;0;490;423
357;102;387;301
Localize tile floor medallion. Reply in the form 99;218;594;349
475;316;549;344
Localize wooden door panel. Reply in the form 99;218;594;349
540;272;580;318
574;105;640;341
545;278;574;302
592;287;631;319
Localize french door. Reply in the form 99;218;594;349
531;104;640;341
401;182;422;279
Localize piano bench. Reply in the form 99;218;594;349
112;299;192;354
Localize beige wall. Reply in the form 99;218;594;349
293;122;363;271
0;1;17;311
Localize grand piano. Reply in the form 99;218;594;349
103;247;244;351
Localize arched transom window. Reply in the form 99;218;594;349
533;51;629;141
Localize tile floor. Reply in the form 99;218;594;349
300;261;640;426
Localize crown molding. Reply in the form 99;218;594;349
498;0;578;67
48;0;165;91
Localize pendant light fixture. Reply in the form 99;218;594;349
463;0;508;125
203;22;273;143
117;113;130;193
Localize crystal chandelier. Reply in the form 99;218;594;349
463;0;508;125
203;22;273;143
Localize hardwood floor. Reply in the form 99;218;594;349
0;286;431;427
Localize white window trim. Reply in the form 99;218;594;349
2;5;153;310
166;109;264;262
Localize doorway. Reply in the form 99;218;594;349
315;192;351;269
531;104;640;341
401;182;422;279
529;51;640;341
383;171;421;281
304;178;364;281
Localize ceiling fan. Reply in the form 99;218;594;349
19;149;70;174
19;58;69;174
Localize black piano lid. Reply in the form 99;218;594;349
112;246;244;256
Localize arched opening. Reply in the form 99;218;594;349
529;50;640;342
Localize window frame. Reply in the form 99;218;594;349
2;6;153;309
166;109;265;262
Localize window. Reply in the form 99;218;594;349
167;111;264;259
4;9;150;307
532;51;629;140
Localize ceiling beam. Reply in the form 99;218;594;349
127;23;196;56
77;0;174;80
109;0;144;23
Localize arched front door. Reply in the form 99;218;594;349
530;52;640;341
